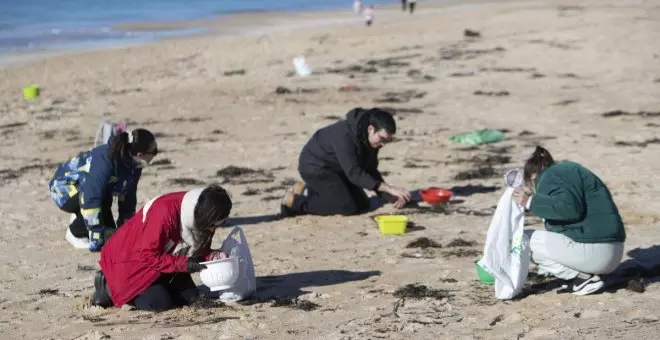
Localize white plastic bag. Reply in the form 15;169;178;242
216;226;256;302
292;56;312;77
478;169;530;300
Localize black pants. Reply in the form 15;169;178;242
409;2;416;13
401;0;407;11
131;274;199;312
293;172;371;216
60;193;115;238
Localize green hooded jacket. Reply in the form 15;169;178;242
529;161;626;243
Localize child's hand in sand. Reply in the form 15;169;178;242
209;251;229;260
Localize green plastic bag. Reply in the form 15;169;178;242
449;129;505;145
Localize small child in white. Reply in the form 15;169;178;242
353;0;363;15
364;5;374;26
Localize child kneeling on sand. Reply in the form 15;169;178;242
49;129;158;252
512;147;626;295
91;185;232;312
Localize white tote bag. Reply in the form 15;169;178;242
216;226;257;302
479;169;530;300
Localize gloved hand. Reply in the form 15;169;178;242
186;257;208;273
88;227;116;252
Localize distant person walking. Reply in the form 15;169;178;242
364;5;375;26
408;0;417;14
353;0;363;15
401;0;407;11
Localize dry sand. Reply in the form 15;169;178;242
1;0;660;339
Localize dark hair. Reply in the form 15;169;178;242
523;146;555;185
108;128;156;162
367;108;396;134
194;185;233;231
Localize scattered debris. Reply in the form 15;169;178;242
191;296;227;309
553;99;579;106
400;251;436;259
439;46;506;61
393;284;451;300
403;162;430;169
326;64;378;74
442;249;481;258
0;122;27;129
614;138;660;148
151;159;172;166
242;188;260;196
445;238;476;248
323;115;342;120
601;110;660;118
449;71;475;77
474;90;510;97
82;315;106;323
440;278;458;283
464;29;481;38
216;166;274;184
530;73;546;78
374;90;427;104
339;85;362;92
406;237;442;249
366;54;422;68
489;314;505;326
261;195;281;201
223;69;246;76
211;129;225;135
76;264;96;272
627;277;646;293
171;116;209;123
275;86;320;95
479;67;536;73
269;298;320;311
38;289;59;295
379;107;424;115
407;69;436;81
169;178;205;186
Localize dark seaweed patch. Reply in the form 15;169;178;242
445;238;476;248
393;284;451;300
442;249;480;258
406;237;442;249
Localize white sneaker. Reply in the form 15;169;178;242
65;228;90;249
571;275;604;296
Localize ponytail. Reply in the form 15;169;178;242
109;131;131;162
108;128;156;163
523;146;555;185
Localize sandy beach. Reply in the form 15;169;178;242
1;0;660;339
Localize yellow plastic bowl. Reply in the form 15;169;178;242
23;84;40;100
374;215;408;235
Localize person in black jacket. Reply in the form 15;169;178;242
281;108;411;216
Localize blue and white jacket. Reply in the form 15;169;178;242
49;144;142;229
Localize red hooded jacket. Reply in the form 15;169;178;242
99;189;212;306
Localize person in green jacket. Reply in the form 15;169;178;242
512;146;625;296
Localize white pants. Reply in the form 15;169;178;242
524;230;624;280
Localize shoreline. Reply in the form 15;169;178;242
0;0;495;70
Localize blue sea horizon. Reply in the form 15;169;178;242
0;0;392;55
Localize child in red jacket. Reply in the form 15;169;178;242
92;185;232;311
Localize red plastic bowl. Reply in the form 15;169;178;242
420;188;453;205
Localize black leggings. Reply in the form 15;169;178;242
293;172;371;216
131;274;199;312
60;193;115;237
